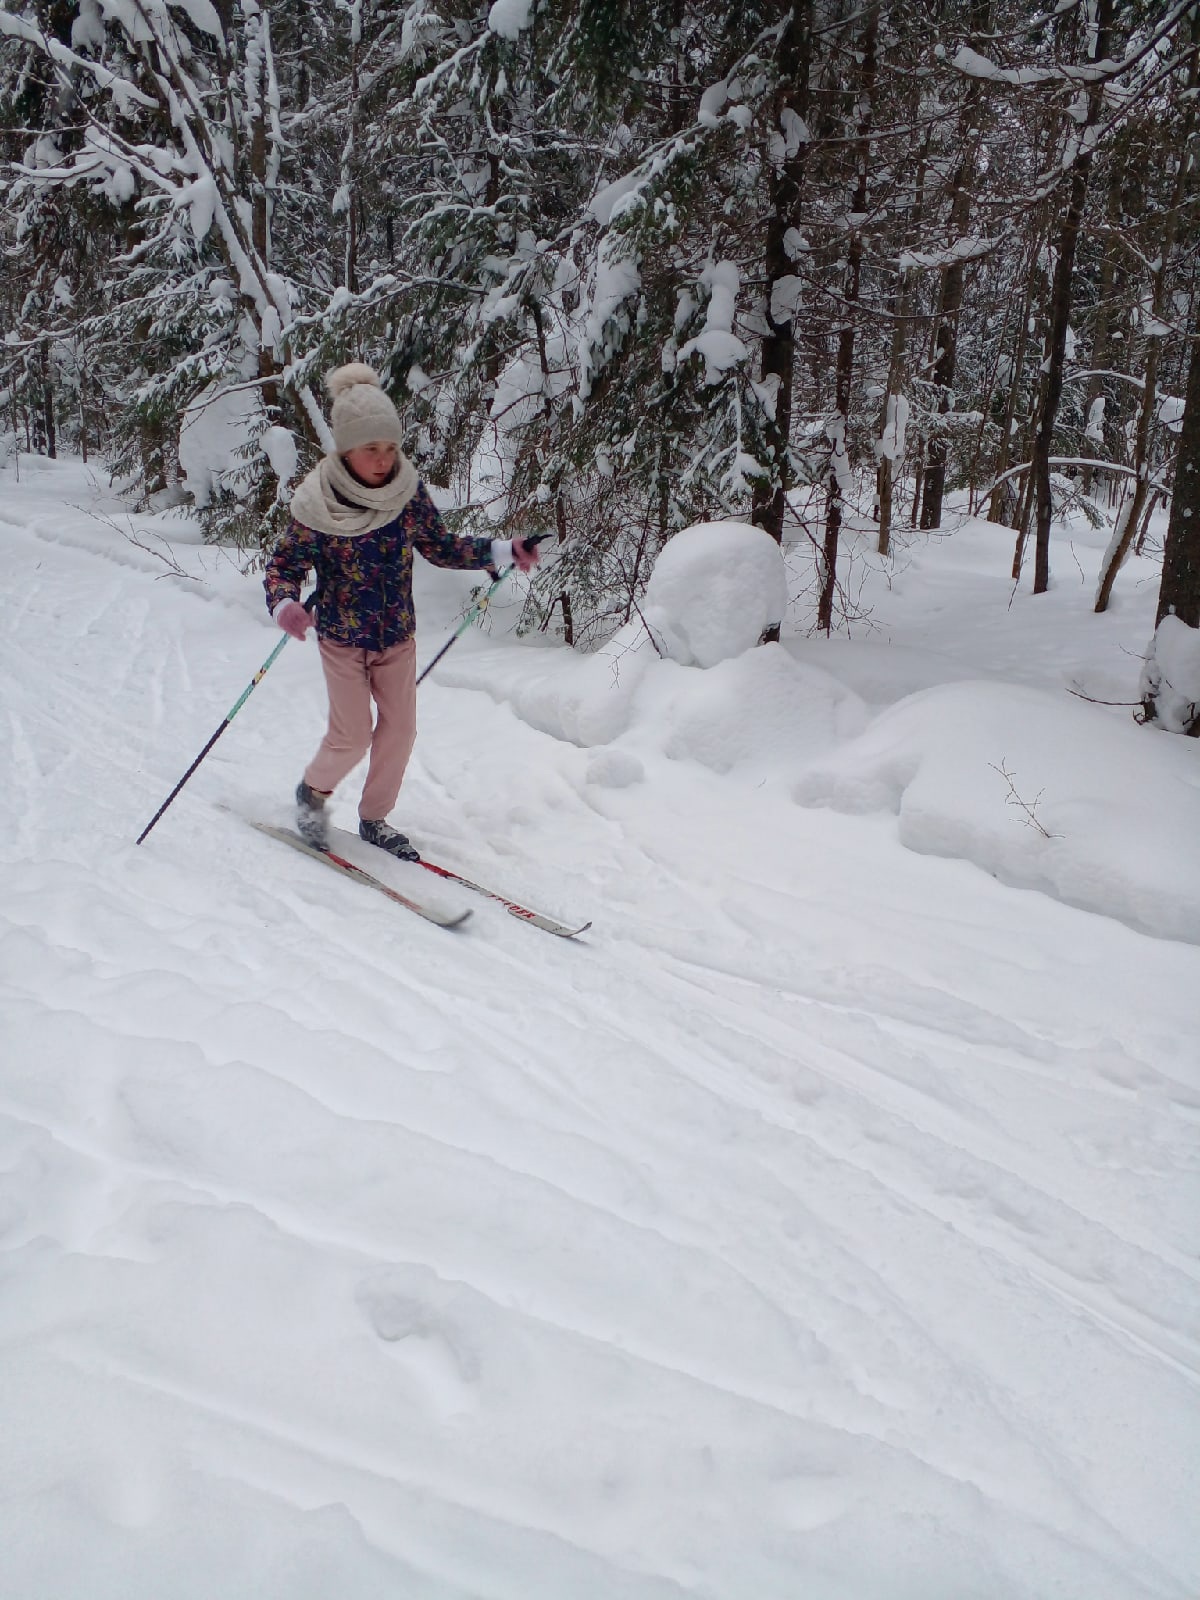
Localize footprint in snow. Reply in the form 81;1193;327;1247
356;1265;481;1420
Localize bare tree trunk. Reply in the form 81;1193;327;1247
249;70;268;262
919;162;974;530
990;216;1044;525
1031;0;1114;594
968;284;1014;510
1155;328;1200;630
248;8;280;420
753;0;815;560
910;439;924;527
1011;425;1042;581
668;0;687;136
877;457;893;553
920;1;989;531
342;9;361;294
818;4;877;632
1134;488;1162;556
752;0;815;642
1142;321;1200;732
1080;160;1124;497
39;340;56;459
1095;14;1198;611
1010;225;1055;578
78;350;88;464
878;136;929;555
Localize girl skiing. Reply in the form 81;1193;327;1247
264;363;538;859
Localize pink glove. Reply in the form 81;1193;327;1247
511;538;541;574
275;599;312;641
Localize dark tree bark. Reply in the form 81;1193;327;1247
1031;0;1113;594
1140;322;1200;735
877;130;930;556
819;4;878;632
752;0;814;556
342;25;359;294
1095;12;1199;611
919;155;974;531
1155;329;1200;632
920;0;990;531
39;340;56;459
1079;159;1126;499
989;212;1044;529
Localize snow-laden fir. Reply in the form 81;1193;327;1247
1;455;1198;1600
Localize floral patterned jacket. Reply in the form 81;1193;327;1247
263;483;495;651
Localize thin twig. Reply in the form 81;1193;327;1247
78;503;201;583
989;759;1059;839
1065;687;1140;706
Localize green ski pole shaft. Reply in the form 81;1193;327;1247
416;536;546;688
416;572;504;687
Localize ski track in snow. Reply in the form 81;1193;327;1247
1;460;1198;1599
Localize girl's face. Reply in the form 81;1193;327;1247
344;440;398;486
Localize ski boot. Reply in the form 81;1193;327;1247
359;818;420;862
295;780;330;851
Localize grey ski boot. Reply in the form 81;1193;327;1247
358;818;420;862
295;780;330;851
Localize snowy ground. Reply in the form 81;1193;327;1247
1;454;1197;1600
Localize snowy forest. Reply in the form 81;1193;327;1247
2;0;1198;726
4;7;1200;1598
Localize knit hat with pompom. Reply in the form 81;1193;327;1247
326;362;404;454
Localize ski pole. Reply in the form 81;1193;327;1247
416;535;546;687
136;594;314;845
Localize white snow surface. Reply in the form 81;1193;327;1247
793;678;1200;943
486;0;533;41
1;456;1198;1600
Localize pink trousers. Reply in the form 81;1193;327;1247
304;638;417;821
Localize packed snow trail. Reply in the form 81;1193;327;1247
1;458;1197;1600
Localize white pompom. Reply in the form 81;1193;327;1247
326;362;381;399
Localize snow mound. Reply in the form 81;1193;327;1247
635;645;866;778
585;749;645;789
443;631;863;789
642;521;787;667
794;681;1200;943
436;522;790;746
440;621;659;748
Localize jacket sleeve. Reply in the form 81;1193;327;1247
408;484;495;570
263;520;321;614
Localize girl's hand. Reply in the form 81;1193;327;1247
511;538;541;574
275;599;313;640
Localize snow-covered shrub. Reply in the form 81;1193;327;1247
641;522;787;667
1140;615;1200;736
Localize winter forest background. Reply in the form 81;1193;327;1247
3;6;1200;1595
2;0;1198;728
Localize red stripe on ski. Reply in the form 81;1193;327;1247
416;860;591;938
247;821;471;929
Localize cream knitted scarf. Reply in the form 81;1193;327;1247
288;451;419;538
